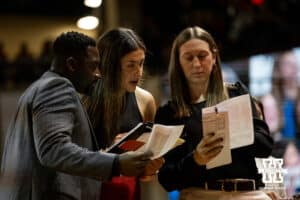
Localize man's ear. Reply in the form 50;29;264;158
66;57;77;72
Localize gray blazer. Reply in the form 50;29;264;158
0;71;116;200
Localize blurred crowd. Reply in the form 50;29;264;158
249;49;300;198
0;40;53;89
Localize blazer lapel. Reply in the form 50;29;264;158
78;94;100;150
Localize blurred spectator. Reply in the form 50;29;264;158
35;40;53;78
272;140;300;198
295;90;300;148
0;42;9;86
272;50;299;140
283;141;300;198
12;42;36;85
253;97;284;199
261;93;283;141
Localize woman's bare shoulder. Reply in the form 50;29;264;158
135;86;155;102
135;86;156;121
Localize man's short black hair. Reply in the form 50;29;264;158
53;31;96;60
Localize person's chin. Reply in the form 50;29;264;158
126;86;136;93
190;76;207;83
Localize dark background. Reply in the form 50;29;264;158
1;0;300;68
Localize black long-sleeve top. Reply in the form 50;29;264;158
155;82;274;192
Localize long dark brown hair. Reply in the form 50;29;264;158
83;28;146;148
168;26;228;118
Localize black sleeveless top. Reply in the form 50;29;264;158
94;92;143;149
118;92;143;133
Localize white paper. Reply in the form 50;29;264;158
202;111;232;169
202;94;254;149
141;124;184;159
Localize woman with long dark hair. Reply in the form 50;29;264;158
83;27;166;200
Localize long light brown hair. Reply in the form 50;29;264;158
83;28;146;148
271;49;298;103
169;26;228;118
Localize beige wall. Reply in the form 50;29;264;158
0;15;98;61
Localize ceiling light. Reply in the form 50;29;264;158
84;0;102;8
77;16;99;30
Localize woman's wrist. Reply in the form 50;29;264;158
139;174;157;182
193;150;204;166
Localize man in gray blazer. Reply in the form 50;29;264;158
0;31;152;200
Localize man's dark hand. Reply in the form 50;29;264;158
118;151;153;176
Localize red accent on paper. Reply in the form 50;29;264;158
119;140;145;151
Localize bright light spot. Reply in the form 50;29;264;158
77;16;99;30
84;0;102;8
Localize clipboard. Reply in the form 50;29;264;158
106;122;153;153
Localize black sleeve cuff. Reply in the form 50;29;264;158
111;155;120;178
